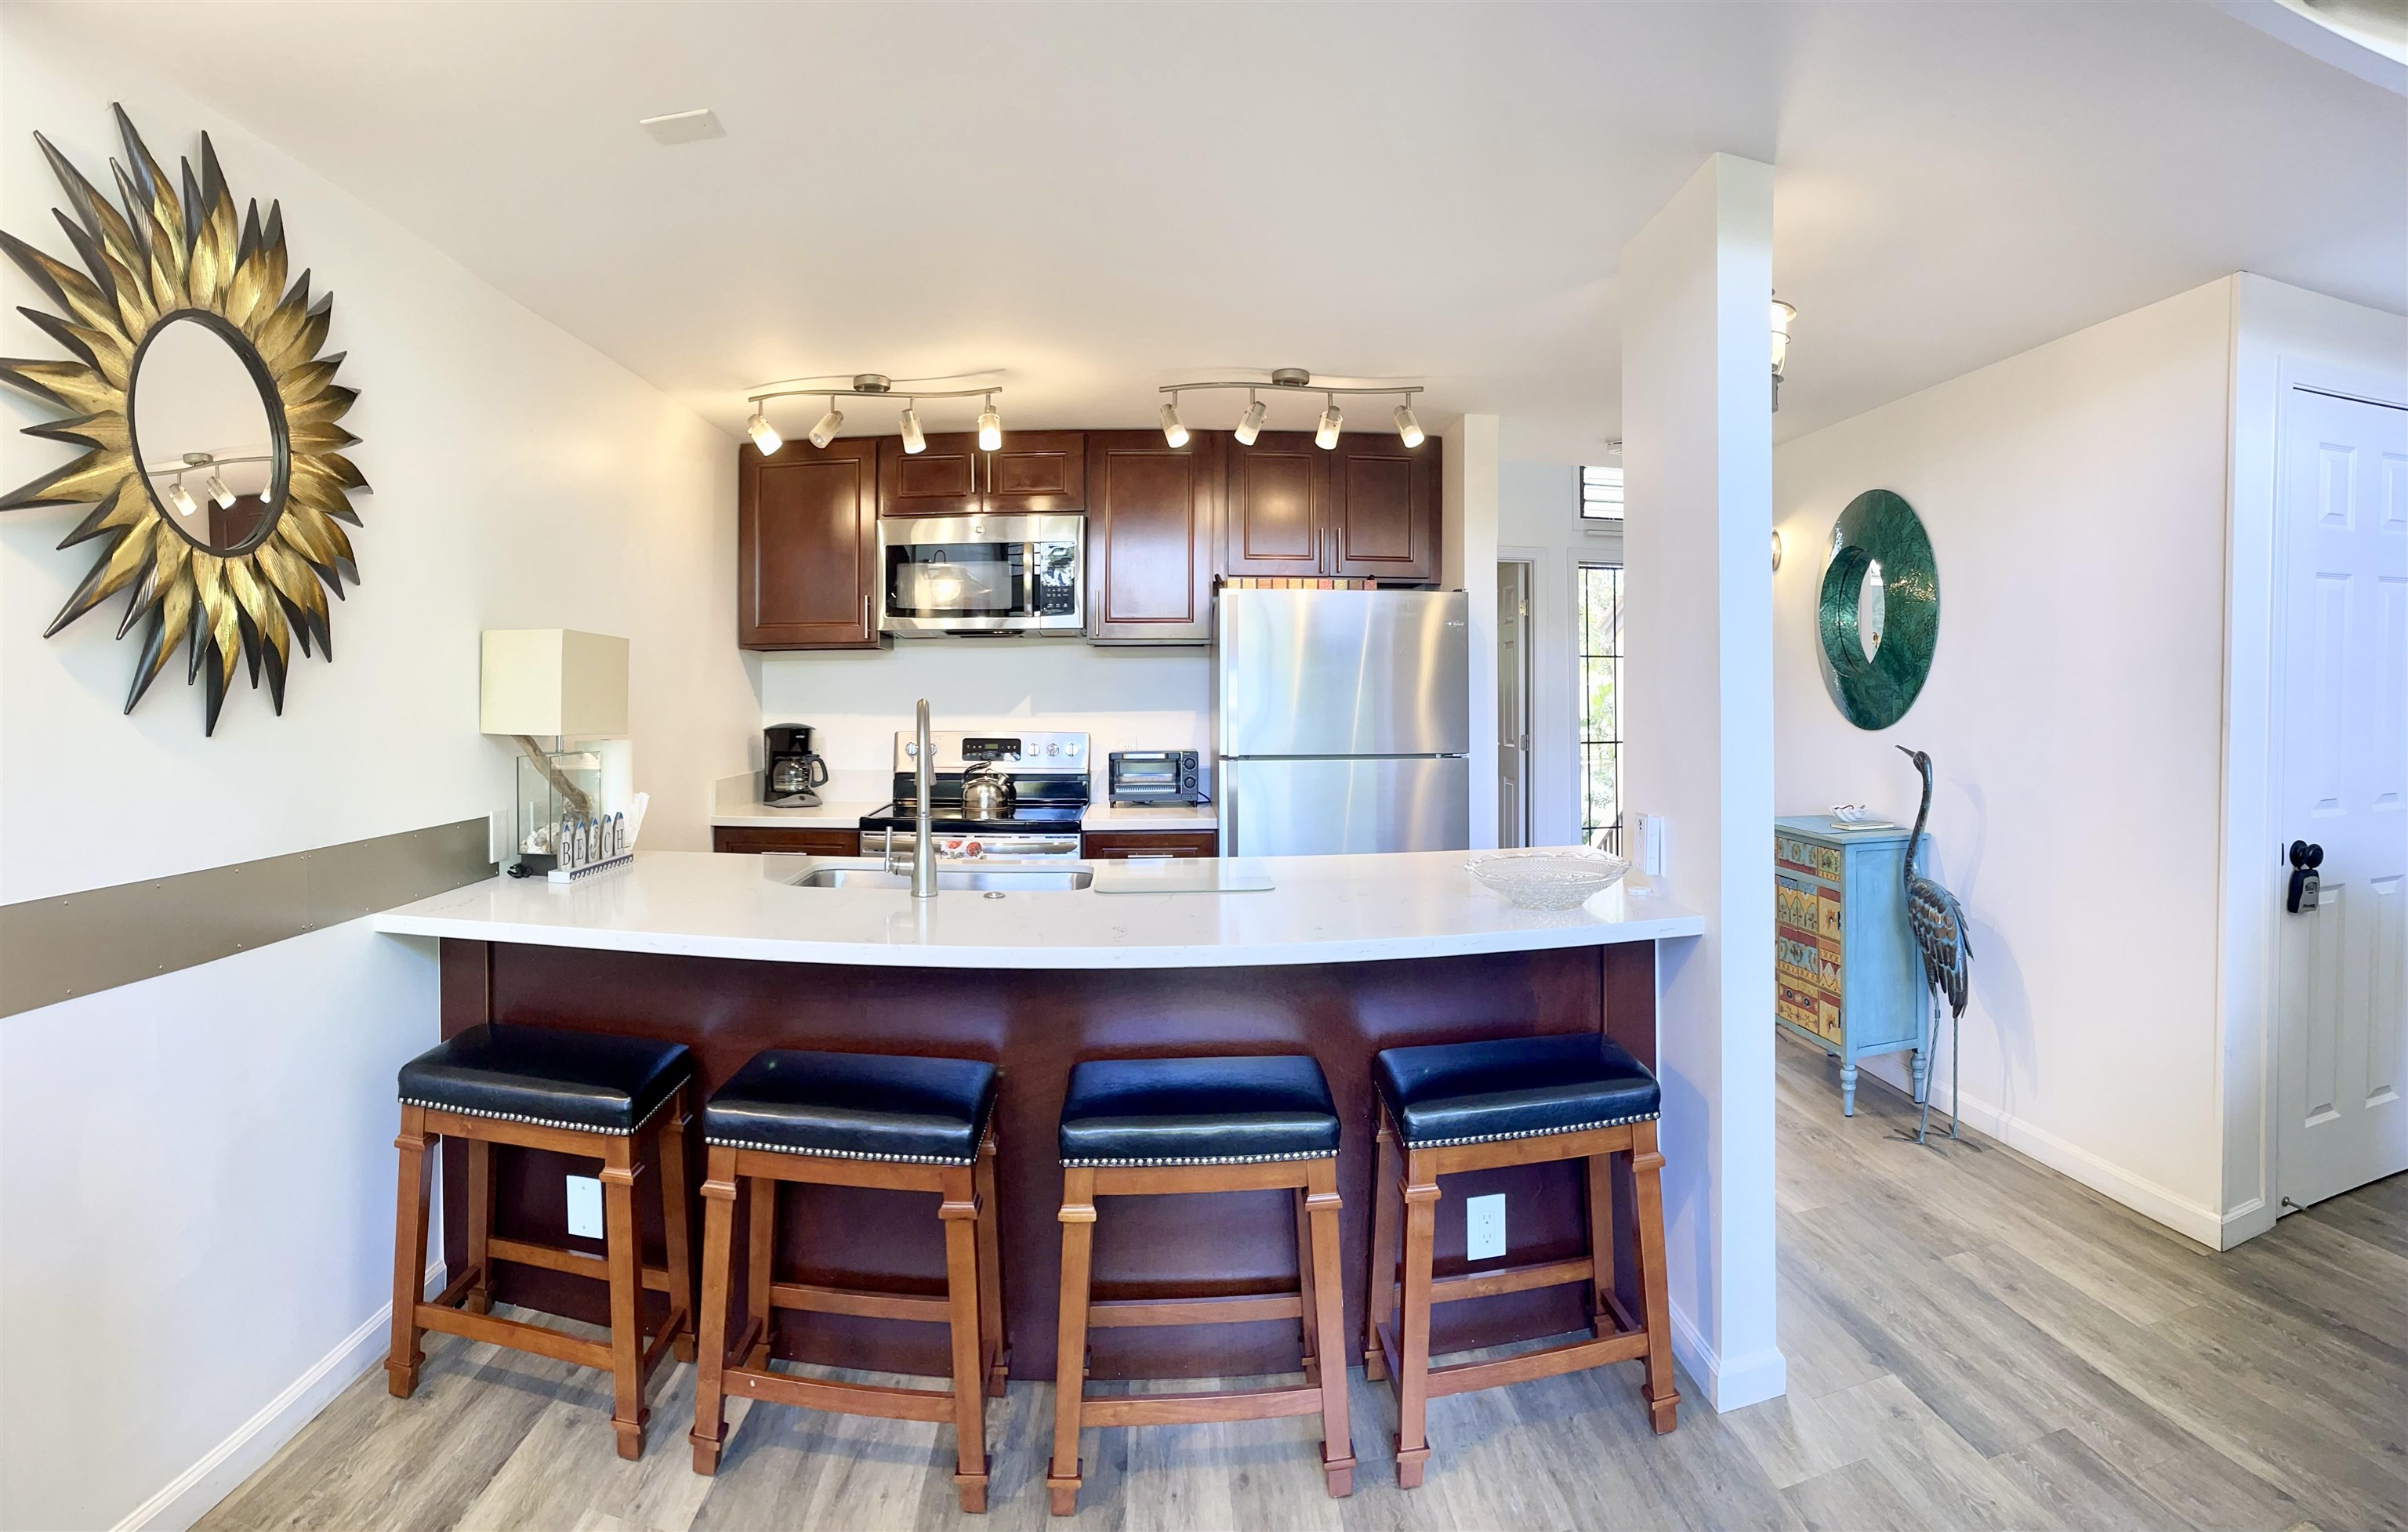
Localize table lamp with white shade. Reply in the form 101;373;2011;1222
481;629;630;875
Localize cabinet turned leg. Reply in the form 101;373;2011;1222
1839;1063;1859;1117
386;1108;432;1398
940;1165;989;1515
463;1137;494;1316
1630;1123;1681;1435
600;1137;647;1461
1048;1168;1097;1517
1362;1116;1402;1382
689;1151;738;1476
1394;1159;1440;1490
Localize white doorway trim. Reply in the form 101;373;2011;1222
2219;341;2407;1248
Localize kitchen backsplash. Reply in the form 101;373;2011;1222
754;642;1209;776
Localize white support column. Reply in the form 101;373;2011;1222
1618;154;1785;1410
1445;415;1502;851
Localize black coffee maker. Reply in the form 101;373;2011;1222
763;724;831;807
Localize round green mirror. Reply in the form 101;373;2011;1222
1818;490;1938;730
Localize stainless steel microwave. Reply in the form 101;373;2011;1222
879;513;1083;636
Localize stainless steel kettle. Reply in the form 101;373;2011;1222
959;762;1017;820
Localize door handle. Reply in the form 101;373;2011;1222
2286;839;2324;914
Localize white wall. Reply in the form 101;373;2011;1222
1772;279;2236;1241
0;16;755;1528
1500;460;1623;849
1620;154;1784;1411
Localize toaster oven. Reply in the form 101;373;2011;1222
1108;749;1205;804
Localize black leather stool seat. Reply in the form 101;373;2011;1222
703;1049;999;1166
398;1023;691;1135
1059;1055;1340;1168
1374;1034;1659;1150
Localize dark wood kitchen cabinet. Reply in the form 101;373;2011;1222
1079;829;1220;859
712;825;863;855
738;436;883;649
1085;430;1220;643
878;431;1086;517
1223;430;1440;584
1329;432;1440;582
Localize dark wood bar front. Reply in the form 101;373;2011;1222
436;936;1660;1382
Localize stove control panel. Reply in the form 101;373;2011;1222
892;730;1090;776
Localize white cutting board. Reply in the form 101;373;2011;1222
1090;861;1275;894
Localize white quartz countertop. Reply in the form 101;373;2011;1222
375;850;1701;970
1076;802;1217;831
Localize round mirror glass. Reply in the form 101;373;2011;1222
1857;558;1887;659
129;314;282;554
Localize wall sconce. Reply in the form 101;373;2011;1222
1771;298;1796;413
1772;530;1785;571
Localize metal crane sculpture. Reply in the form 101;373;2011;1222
1898;748;1974;1144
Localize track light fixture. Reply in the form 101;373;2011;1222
205;472;235;509
1155;368;1423;450
807;400;844;450
143;450;275;515
741;373;1005;455
1235;390;1266;446
746;409;783;455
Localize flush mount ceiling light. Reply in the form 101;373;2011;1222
1154;368;1424;450
637;108;725;147
1771;297;1796;412
742;374;1003;456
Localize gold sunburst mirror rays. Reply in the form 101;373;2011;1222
1;104;365;735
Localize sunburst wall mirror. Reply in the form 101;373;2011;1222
1;105;364;734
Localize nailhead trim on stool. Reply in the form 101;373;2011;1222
1402;1110;1659;1150
397;1092;676;1138
1060;1147;1340;1168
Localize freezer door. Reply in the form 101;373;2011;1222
1220;756;1471;857
1217;589;1470;757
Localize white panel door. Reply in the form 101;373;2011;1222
2276;386;2408;1211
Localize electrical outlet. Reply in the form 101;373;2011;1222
565;1174;603;1240
1466;1193;1506;1262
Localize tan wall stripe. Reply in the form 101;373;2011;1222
0;818;494;1017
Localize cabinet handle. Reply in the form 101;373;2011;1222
862;593;872;634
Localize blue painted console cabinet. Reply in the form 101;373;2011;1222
1774;816;1931;1115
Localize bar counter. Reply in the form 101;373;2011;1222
375;850;1701;1381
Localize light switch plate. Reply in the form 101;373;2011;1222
1638;813;1669;877
1466;1193;1506;1262
565;1174;603;1240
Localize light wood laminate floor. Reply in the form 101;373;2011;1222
199;1038;2407;1530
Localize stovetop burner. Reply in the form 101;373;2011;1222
858;802;1086;836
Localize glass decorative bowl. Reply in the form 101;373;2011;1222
1466;848;1632;910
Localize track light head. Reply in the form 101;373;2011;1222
746;409;783;455
808;401;843;450
167;477;198;516
1392;400;1423;448
1315;397;1342;450
977;394;1003;451
205;472;236;509
1235;391;1265;447
899;404;926;455
1159;397;1188;448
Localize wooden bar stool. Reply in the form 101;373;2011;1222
689;1049;1006;1514
1363;1033;1677;1487
1049;1055;1353;1517
388;1023;697;1460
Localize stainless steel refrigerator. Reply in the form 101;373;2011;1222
1214;588;1471;857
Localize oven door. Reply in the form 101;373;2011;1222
879;514;1083;636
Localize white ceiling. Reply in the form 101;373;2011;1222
26;1;2404;462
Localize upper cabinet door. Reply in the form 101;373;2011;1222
1329;434;1440;582
739;438;882;649
1086;431;1220;643
1223;432;1329;578
879;433;982;517
983;431;1087;514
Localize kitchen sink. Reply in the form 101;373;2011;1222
785;862;1094;892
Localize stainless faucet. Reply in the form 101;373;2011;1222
911;697;937;899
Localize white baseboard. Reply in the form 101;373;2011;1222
1922;1081;2228;1251
1667;1298;1788;1412
113;1262;441;1532
2219;1195;2277;1250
